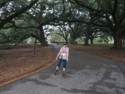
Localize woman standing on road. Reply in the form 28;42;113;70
55;43;69;76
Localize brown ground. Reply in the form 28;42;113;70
69;44;125;63
0;44;55;85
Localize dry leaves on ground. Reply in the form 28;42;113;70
0;44;55;84
69;44;125;63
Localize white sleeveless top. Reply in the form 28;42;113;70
59;47;69;60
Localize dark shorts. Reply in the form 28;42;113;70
57;59;67;68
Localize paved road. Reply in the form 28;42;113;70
0;45;125;94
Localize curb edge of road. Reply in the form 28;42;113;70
0;60;56;87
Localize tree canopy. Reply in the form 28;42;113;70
0;0;125;48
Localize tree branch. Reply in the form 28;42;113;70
111;0;118;24
69;0;100;12
0;0;14;8
118;3;125;26
113;0;118;15
0;0;39;29
3;21;37;29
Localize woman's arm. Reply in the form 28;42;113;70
66;48;69;62
56;48;62;60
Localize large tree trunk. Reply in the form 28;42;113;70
38;25;47;46
70;37;76;44
113;31;122;49
63;35;68;44
84;25;91;45
90;37;94;44
65;38;68;44
84;38;89;45
70;32;78;44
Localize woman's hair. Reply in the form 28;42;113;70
63;43;67;45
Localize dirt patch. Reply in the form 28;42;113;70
0;44;55;86
69;44;125;63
